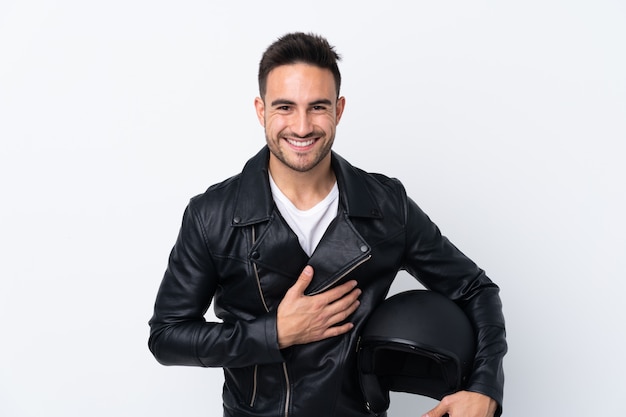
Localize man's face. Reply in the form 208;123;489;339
255;63;345;174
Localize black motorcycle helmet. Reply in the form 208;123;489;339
357;290;476;415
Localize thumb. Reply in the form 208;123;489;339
422;402;448;417
291;265;314;294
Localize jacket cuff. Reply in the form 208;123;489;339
261;310;284;363
465;382;503;417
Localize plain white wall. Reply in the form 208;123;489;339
1;1;624;416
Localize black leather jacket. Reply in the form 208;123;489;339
149;147;507;417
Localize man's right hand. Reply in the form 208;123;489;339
276;265;361;349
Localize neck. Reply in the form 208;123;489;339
269;156;336;210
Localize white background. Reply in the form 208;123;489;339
1;1;624;416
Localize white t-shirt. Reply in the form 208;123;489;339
269;174;339;257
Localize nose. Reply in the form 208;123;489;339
291;109;314;137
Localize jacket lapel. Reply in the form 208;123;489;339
231;147;383;226
249;214;309;281
305;212;371;295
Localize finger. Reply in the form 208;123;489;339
326;297;360;326
422;401;448;417
319;279;359;304
321;321;354;339
289;265;314;295
326;287;361;314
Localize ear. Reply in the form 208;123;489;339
335;96;346;124
254;97;265;127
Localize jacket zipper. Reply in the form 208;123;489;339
250;365;258;407
251;225;291;416
251;226;269;312
307;254;372;295
282;363;290;417
250;226;266;408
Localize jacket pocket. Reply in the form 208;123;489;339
223;366;255;407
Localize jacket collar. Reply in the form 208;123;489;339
232;146;382;226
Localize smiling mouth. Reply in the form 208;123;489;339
286;138;316;148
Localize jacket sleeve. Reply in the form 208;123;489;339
148;201;284;368
401;193;507;415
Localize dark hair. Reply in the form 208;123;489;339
258;32;342;99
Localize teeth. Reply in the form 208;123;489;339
287;139;315;147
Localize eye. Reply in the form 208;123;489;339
312;105;327;111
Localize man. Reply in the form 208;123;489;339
149;32;506;417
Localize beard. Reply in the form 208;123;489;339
265;130;334;173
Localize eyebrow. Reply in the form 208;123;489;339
270;98;333;107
